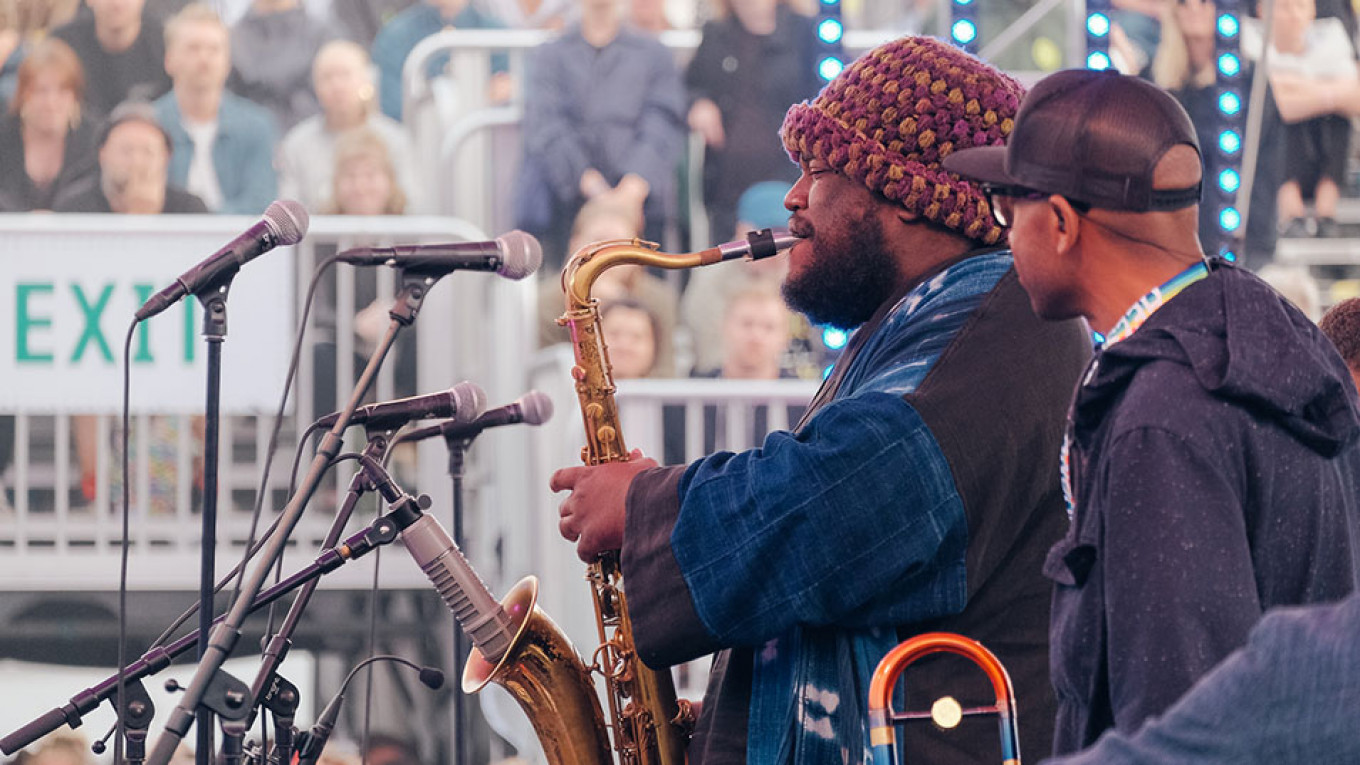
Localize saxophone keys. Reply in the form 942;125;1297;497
596;425;617;445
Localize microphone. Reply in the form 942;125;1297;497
335;230;542;280
135;200;310;321
402;513;516;662
294;656;442;765
314;381;487;430
401;390;553;444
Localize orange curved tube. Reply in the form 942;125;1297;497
867;632;1020;765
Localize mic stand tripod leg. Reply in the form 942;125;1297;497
0;514;404;757
145;281;430;765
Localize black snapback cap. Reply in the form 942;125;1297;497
943;68;1202;213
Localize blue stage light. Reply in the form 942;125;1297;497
1218;129;1241;154
822;327;849;350
1217;13;1239;38
1087;12;1111;37
818;55;844;81
1219;206;1241;231
1222;249;1237;262
951;19;977;45
817;17;843;44
1217;52;1241;77
953;0;974;5
822;364;835;380
1218;90;1242;116
1087;51;1112;70
1218;167;1241;193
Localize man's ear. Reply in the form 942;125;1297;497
1050;195;1081;256
895;206;921;225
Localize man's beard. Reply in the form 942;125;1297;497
781;211;900;330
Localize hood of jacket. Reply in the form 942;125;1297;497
1076;261;1360;457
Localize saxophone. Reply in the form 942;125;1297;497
557;229;797;765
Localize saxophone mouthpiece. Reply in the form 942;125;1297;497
716;228;798;262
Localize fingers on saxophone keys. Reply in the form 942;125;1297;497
559;513;580;544
549;466;584;493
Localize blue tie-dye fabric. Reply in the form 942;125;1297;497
670;252;1014;764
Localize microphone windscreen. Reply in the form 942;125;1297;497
495;230;542;280
264;200;309;245
519;390;553;426
451;381;487;423
417;667;446;690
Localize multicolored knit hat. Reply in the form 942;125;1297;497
780;36;1024;245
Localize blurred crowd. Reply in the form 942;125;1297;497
3;0;1360;382
0;0;839;382
1109;0;1360;268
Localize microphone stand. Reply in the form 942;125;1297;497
0;511;404;755
192;273;236;765
145;274;436;765
443;432;474;765
244;434;392;759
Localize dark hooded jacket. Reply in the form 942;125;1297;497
1046;260;1360;755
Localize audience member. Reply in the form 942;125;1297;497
370;0;507;122
628;0;669;33
1153;0;1284;267
537;197;681;376
55;102;206;514
360;734;421;765
0;37;97;211
598;298;661;380
325;125;407;214
22;732;91;765
685;0;819;243
1108;0;1166;76
1320;297;1360;392
1257;262;1323;320
680;180;798;375
153;3;277;214
331;0;416;46
483;0;571;29
51;0;171;115
1243;0;1358;237
0;0;82;106
279;39;420;212
228;0;336;132
714;286;793;381
697;286;804;455
54;100;207;213
311;127;418;418
514;0;684;266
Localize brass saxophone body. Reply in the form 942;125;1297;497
557;230;796;765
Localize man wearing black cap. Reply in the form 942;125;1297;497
54;101;207;214
945;68;1360;756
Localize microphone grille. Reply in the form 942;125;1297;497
518;390;553;426
451;381;487;423
263;199;309;245
495;230;543;281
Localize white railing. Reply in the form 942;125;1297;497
0;213;543;592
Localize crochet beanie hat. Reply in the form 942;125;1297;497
780;36;1024;245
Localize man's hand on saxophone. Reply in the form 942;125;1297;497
550;448;657;562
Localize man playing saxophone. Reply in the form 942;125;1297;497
552;37;1091;763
